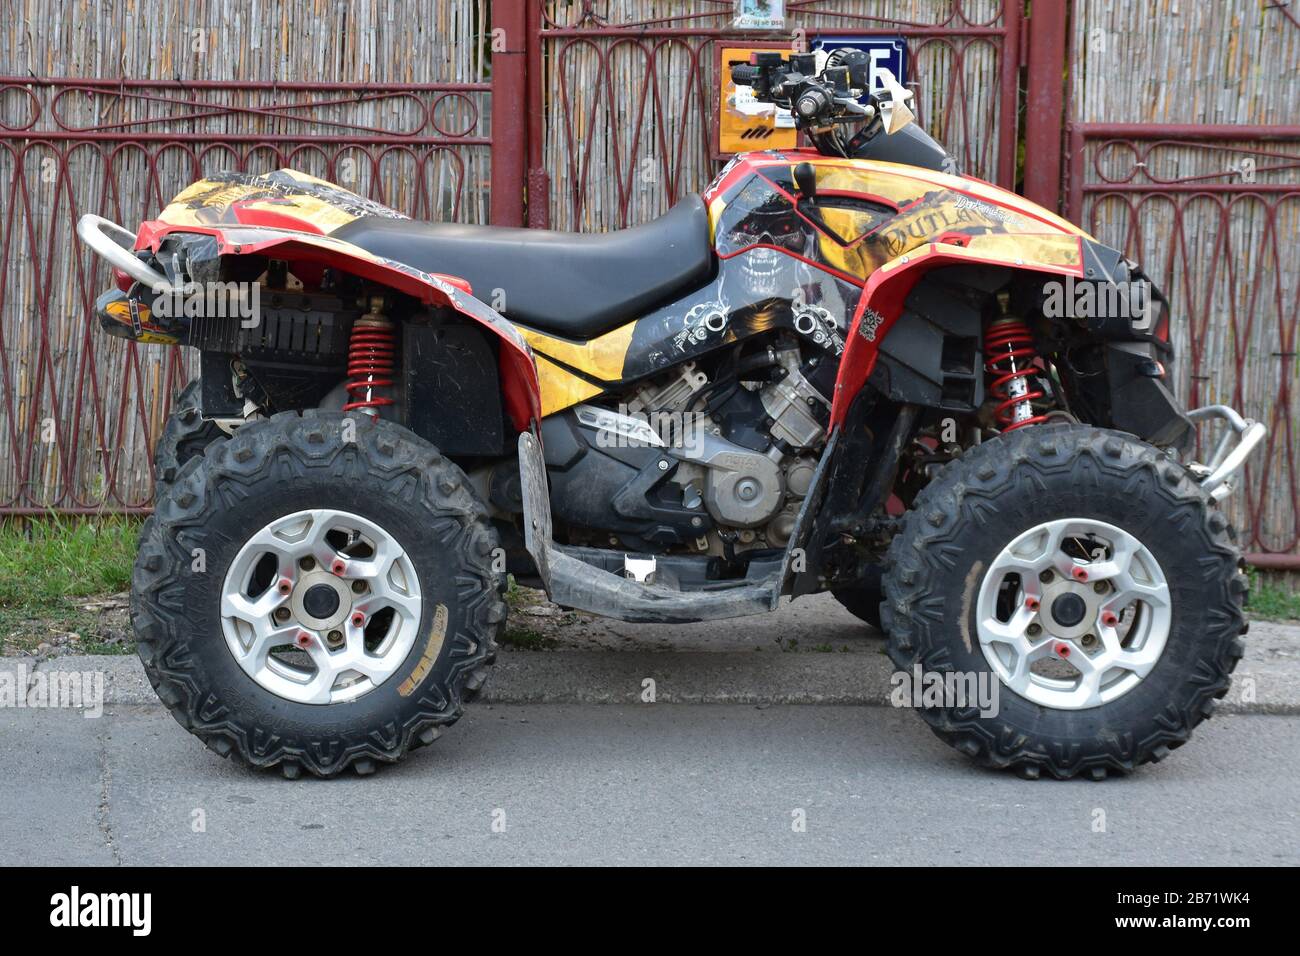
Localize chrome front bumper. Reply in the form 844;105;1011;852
1186;405;1266;501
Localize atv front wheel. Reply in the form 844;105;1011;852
154;378;224;499
882;424;1247;779
133;410;506;777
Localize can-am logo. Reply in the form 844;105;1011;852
49;886;151;936
151;280;260;327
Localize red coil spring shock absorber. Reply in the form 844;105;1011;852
984;316;1049;431
343;296;396;414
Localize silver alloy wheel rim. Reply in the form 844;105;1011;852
975;518;1171;710
220;509;422;705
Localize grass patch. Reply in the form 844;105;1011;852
500;626;559;651
0;515;141;655
1248;570;1300;622
0;515;138;605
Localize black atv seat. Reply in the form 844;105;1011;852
333;195;713;340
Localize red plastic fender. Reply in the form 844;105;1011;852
135;221;541;431
829;238;1087;429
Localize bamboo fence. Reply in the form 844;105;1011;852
0;0;1296;559
540;0;1009;230
1071;0;1300;554
0;0;490;510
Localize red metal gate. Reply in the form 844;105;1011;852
0;76;499;513
525;0;1025;230
1053;0;1300;568
1063;122;1300;566
4;0;1297;574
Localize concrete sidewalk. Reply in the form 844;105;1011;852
5;704;1296;866
3;594;1296;866
6;593;1298;712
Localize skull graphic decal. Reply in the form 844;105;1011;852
718;183;818;298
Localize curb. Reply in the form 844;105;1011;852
3;644;1297;714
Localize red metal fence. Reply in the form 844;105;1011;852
1055;0;1300;565
527;0;1023;230
2;0;1298;569
1064;123;1300;564
0;77;494;513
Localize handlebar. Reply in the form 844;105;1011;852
728;50;882;155
731;52;869;118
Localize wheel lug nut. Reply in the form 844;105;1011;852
274;607;292;622
1093;581;1109;594
331;559;346;575
1027;623;1041;636
1070;566;1089;582
1101;610;1119;627
295;632;313;649
1054;642;1071;657
277;578;293;595
1025;596;1040;611
351;611;366;628
351;580;367;594
300;557;316;571
1081;633;1098;648
1039;570;1053;583
327;630;344;648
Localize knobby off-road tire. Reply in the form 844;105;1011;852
154;379;225;498
881;424;1248;780
133;410;506;778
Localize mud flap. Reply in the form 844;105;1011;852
517;432;783;624
519;429;552;586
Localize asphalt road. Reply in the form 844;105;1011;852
3;703;1296;866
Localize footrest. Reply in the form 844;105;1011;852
516;432;778;624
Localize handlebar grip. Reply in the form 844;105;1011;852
730;63;762;86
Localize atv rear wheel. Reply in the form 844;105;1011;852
881;424;1247;780
133;410;506;777
154;378;224;499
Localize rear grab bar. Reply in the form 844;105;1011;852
76;214;175;293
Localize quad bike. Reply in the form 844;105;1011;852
79;50;1263;779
